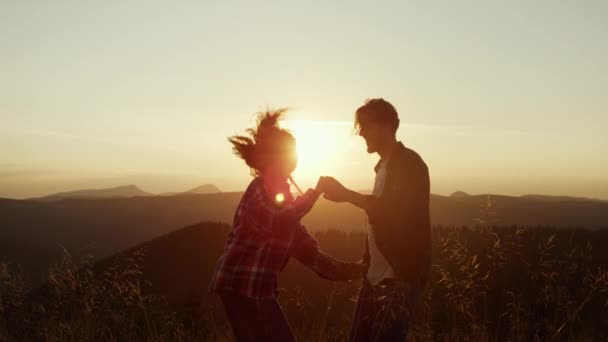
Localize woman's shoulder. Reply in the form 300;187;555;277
243;177;291;206
243;177;266;198
247;176;264;189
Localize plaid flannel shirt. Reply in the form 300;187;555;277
210;176;356;298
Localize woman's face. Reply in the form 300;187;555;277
280;141;298;176
267;141;297;178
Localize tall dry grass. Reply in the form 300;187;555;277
0;248;193;341
1;223;607;341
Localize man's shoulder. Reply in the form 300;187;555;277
393;143;428;172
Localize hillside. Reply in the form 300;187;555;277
92;222;234;307
8;222;607;340
2;190;608;284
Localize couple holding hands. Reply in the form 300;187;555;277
210;98;431;341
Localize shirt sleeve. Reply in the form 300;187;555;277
243;183;321;239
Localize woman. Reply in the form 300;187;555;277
209;108;361;341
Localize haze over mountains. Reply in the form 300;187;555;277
17;184;608;204
160;184;222;196
29;184;221;201
2;183;608;284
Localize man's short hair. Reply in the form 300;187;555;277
354;98;400;134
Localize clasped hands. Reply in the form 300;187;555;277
314;176;365;280
314;176;351;203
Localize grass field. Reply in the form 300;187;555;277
2;224;607;341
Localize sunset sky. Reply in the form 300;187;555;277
1;1;607;199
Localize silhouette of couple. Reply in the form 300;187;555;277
210;99;431;341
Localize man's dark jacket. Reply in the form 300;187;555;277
363;141;431;284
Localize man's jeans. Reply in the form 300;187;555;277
350;278;423;342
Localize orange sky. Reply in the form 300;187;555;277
1;1;607;199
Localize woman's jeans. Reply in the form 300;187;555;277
218;290;295;342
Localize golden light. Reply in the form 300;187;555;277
282;119;347;175
275;193;285;203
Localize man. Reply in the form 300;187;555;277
323;98;431;341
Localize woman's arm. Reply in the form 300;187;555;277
242;181;321;238
289;224;363;281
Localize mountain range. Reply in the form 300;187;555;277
30;184;221;201
2;186;607;282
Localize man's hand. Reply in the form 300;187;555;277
322;177;351;203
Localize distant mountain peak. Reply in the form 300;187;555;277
520;194;601;202
185;184;221;194
450;191;471;198
36;184;152;201
115;184;140;190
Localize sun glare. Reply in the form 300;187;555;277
282;119;352;185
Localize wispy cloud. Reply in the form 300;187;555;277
0;127;205;160
1;127;151;150
401;123;530;137
281;120;530;136
283;119;353;127
0;168;65;178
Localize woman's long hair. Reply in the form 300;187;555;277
228;108;295;176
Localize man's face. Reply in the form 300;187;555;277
358;121;383;154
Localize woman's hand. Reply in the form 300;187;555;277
334;260;365;281
315;176;329;194
322;177;352;203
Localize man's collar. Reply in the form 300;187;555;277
374;141;404;173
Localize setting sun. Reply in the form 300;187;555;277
2;2;608;340
282;119;354;184
290;122;335;165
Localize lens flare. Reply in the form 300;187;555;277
275;193;285;204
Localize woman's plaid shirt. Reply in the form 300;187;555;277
209;177;355;298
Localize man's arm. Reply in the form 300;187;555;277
322;178;372;211
345;189;372;211
323;157;428;226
